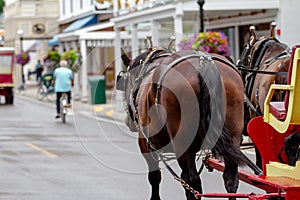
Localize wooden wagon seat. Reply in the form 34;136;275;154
264;45;300;133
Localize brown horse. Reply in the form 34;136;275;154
117;40;247;200
238;25;290;168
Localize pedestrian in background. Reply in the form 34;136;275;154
35;60;44;85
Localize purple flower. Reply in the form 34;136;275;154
16;52;30;65
178;31;230;56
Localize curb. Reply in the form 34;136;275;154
14;82;126;123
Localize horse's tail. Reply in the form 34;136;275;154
214;128;248;166
197;55;247;166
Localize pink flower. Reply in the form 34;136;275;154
179;32;230;56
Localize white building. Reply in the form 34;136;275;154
53;0;300;103
3;0;60;85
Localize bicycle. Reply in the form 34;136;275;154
60;92;69;123
36;74;55;102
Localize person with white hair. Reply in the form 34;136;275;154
53;60;73;118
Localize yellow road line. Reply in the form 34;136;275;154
94;106;104;112
25;143;58;158
106;110;113;116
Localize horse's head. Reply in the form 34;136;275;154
116;48;151;131
116;36;176;131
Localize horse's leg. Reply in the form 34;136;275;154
139;138;161;200
145;153;161;200
223;158;239;200
177;153;202;200
222;128;242;200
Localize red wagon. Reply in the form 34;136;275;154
0;47;15;104
203;45;300;199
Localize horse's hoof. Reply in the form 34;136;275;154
150;196;161;200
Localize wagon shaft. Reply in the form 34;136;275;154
205;156;300;199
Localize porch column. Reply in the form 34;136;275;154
174;2;183;51
151;20;160;48
65;44;71;51
131;23;139;59
113;0;119;17
130;0;136;11
114;27;123;111
80;39;88;102
234;25;240;62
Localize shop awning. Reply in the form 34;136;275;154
48;37;59;46
63;15;98;33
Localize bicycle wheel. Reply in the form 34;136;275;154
61;111;66;123
36;86;46;100
46;87;55;102
60;95;67;123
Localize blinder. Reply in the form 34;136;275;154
116;70;127;91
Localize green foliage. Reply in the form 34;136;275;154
61;49;77;67
0;0;5;14
48;50;61;62
61;49;81;72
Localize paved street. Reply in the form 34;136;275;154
0;95;264;200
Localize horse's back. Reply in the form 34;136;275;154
148;50;244;148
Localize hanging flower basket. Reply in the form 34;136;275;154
16;52;30;65
61;50;76;65
62;49;81;72
44;50;61;70
178;31;231;56
45;50;61;63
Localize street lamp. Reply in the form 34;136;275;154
17;29;25;88
197;0;205;33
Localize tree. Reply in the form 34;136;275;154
0;0;5;14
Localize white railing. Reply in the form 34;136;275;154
117;0;175;15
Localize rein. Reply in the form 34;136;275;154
237;65;288;76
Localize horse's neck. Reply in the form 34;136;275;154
249;38;274;68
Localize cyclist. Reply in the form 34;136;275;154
53;60;73;119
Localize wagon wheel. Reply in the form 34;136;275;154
5;87;14;104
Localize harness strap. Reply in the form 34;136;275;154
210;54;240;75
237;66;288;76
155;52;209;104
128;50;172;121
244;94;261;116
261;49;290;66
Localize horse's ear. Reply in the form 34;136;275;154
121;48;131;67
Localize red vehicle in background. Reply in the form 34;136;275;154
0;47;15;104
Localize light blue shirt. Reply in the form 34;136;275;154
53;67;73;92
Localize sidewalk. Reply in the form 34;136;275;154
15;80;126;123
